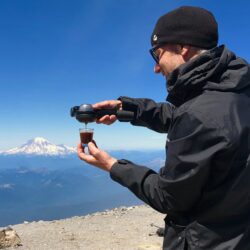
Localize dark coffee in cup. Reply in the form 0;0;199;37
79;128;94;146
80;131;93;145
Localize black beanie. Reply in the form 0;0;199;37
151;6;218;49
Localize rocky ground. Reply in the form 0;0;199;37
0;205;165;250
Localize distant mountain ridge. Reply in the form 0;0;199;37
0;140;165;226
0;137;76;156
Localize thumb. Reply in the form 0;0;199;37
88;141;101;157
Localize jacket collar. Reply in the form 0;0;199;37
166;45;249;106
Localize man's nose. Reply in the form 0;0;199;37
154;64;161;74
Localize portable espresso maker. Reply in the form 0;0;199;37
70;104;134;124
70;104;134;146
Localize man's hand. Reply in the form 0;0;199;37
92;100;122;125
77;142;117;172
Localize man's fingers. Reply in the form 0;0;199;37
77;142;99;160
88;141;101;158
92;100;122;110
77;143;86;159
79;152;94;162
96;115;117;125
96;115;110;123
77;143;84;154
91;140;98;148
92;100;114;109
77;142;117;172
110;115;117;123
77;143;98;163
92;100;121;125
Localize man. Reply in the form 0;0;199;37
77;6;250;249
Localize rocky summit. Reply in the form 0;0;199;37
1;205;165;250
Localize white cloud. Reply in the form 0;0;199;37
0;183;14;189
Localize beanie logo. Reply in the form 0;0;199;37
153;35;158;42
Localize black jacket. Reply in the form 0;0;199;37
110;45;250;249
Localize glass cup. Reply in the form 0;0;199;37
79;128;94;147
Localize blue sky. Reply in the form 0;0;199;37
0;0;249;150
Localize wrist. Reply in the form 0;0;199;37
106;158;117;172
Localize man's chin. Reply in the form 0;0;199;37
162;71;169;78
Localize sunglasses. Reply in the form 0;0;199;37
149;44;165;64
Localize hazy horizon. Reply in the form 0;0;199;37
0;147;164;226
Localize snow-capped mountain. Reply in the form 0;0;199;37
0;137;76;156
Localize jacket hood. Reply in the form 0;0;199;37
167;45;250;106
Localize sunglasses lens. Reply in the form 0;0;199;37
153;52;159;63
149;47;160;64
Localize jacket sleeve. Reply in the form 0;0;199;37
118;96;174;133
110;110;229;214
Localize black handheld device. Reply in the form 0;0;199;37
70;104;134;123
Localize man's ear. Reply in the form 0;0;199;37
180;45;191;61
